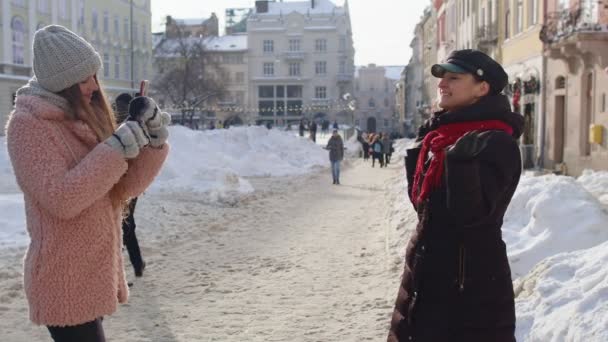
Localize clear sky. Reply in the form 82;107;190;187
151;0;430;67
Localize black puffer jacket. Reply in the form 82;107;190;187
388;95;524;342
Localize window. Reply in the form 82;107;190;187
315;86;327;99
124;55;130;80
384;98;390;107
287;85;302;98
384;119;389;127
236;72;245;83
528;0;538;26
103;11;109;33
114;16;120;37
143;24;147;45
315;61;327;75
133;21;138;43
602;93;606;112
259;86;274;98
38;0;49;14
289;39;301;52
114;55;120;79
11;17;25;65
124;18;129;40
339;60;347;74
263;62;274;76
516;1;523;34
369;98;376;108
339;36;346;51
505;10;510;39
103;53;110;77
92;9;98;32
59;0;68;19
11;0;26;6
289;62;301;76
78;0;85;29
236;91;245;104
315;39;327;52
276;86;284;97
263;40;274;53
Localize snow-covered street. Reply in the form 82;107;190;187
0;157;405;341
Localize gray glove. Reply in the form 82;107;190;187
105;121;150;159
148;111;171;148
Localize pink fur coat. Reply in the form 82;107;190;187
5;95;169;326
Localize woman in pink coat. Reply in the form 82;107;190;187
6;25;169;341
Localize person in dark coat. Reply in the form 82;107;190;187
388;49;524;342
325;129;344;184
299;119;305;137
114;93;146;279
371;134;384;168
310;120;318;142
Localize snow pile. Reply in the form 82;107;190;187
344;133;361;158
149;125;327;195
503;174;608;278
0;138;19;194
515;241;608;341
577;169;608;206
392;138;414;159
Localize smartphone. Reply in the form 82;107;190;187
139;80;149;97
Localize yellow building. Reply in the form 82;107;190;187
1;0;152;131
500;0;544;168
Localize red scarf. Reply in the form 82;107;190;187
410;120;513;205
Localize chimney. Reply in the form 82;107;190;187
311;0;315;9
256;0;269;13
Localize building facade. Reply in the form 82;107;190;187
353;64;404;133
406;22;425;135
541;0;608;174
1;0;152;130
246;0;355;127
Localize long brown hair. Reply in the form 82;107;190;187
58;75;129;210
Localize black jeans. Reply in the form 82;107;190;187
47;318;105;342
122;198;145;275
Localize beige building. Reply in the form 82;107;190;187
541;0;608;174
353;64;404;133
501;0;544;168
421;6;438;114
395;67;407;135
0;0;152;131
246;0;355;127
164;14;218;39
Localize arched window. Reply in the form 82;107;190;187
11;17;25;65
555;76;566;89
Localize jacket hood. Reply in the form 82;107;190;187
430;94;524;139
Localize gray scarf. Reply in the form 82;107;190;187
16;77;73;116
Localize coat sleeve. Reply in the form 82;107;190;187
6;115;128;219
117;144;170;198
444;131;521;225
405;146;422;209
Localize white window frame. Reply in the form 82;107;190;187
92;9;98;32
289;62;301;76
59;0;68;19
38;0;49;14
114;55;120;79
315;61;327;75
11;16;25;65
263;40;274;53
103;11;109;33
315;39;327;52
288;39;301;52
315;86;327;99
103;53;110;78
263;62;274;76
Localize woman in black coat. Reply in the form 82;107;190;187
388;50;524;342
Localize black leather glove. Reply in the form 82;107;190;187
446;131;492;160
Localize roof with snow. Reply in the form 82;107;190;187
257;0;345;16
155;35;248;56
174;17;213;26
355;65;406;80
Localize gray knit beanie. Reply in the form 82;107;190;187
33;25;102;93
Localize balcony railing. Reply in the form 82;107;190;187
282;51;307;60
336;73;353;82
540;6;608;44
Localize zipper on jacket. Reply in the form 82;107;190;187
458;244;466;292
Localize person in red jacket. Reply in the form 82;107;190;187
388;49;524;342
6;25;169;342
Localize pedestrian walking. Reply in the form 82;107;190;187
381;133;393;165
361;132;370;160
310;120;318;142
387;49;524;342
299;119;305;137
371;134;384;168
325;129;345;185
5;25;170;342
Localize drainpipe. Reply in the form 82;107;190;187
537;0;548;170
